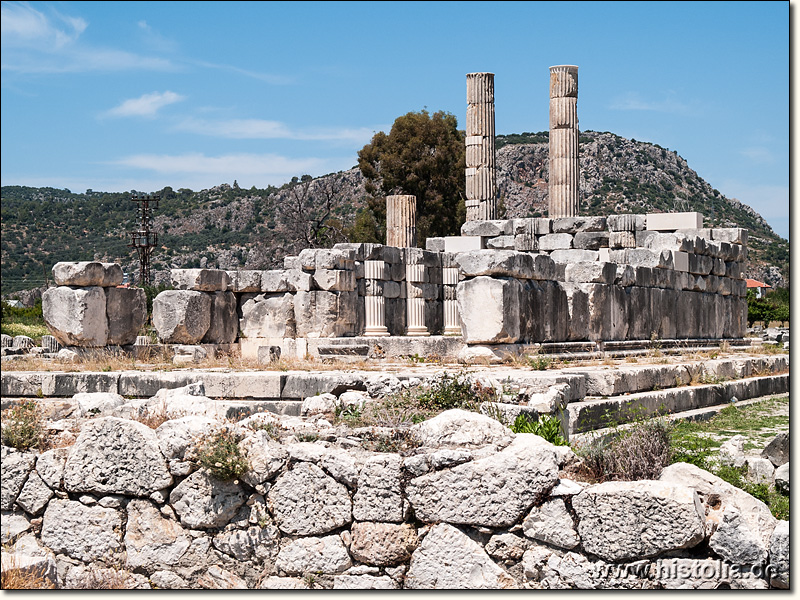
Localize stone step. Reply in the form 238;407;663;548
566;374;789;435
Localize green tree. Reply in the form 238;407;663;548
357;109;466;246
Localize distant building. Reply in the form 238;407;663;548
746;279;771;299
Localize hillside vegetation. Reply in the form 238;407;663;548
1;131;788;297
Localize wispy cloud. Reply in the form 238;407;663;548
175;117;377;143
192;60;295;85
0;2;175;74
104;91;185;118
739;146;774;164
112;152;329;177
609;92;694;115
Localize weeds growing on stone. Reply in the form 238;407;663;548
0;552;56;589
191;428;249;481
1;399;46;450
511;413;569;446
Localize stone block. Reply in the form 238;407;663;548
460;220;513;237
152;290;212;344
425;237;446;252
672;251;689;272
43;286;108;347
538;233;573;251
607;214;645;232
513;218;552;236
711;228;748;246
52;262;123;287
170;269;231;292
549;249;599;263
226;270;261;293
645;232;694;253
711;257;726;276
202;291;238;344
105;287;147;346
614;264;636;287
455;250;554;280
646;212;704;231
564;262;616;284
313;269;356;292
572;231;609;250
486;235;516;249
457;277;523;343
283;256;300;270
688;254;713;275
609;230;636;248
608;248;661;268
443;236;484;253
240;293;295;339
286;269;313;291
552;216;607;233
261;270;291;293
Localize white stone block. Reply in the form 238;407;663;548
646;212;704;231
443;236;484;253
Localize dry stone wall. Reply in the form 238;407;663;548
1;407;788;589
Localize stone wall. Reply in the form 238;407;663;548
1;407;788;589
40;212;748;355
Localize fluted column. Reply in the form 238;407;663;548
442;266;461;335
548;65;580;218
465;72;497;221
386;195;417;248
363;260;390;336
405;263;429;336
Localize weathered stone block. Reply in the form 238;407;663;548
538;233;573;250
170;269;231;292
457;276;523;343
513;217;552;236
226;270;261;292
260;269;291;293
313;269;356;292
52;262;123;287
41;499;122;562
240;293;295;338
573;231;609;250
552;216;606;233
202;291;238;344
549;249;599;263
564;262;616;284
286;269;313;291
425;237;446;252
105;287;147;346
43;286;108;347
711;228;748;246
607;214;645;232
460;220;513;237
486;235;516;249
609;231;636;248
152;290;211;344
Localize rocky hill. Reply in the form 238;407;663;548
1;131;788;298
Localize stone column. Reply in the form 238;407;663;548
386;195;417;248
442;266;461;335
465;72;497;221
548;65;580;218
363;260;390;336
406;264;429;336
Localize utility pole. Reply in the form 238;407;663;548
128;194;159;286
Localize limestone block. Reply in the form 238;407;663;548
73;391;126;417
202;291;237;344
412;408;512;449
712;228;748;246
299;248;354;270
688;254;714;275
52;261;123;287
486;235;516;249
564;262;615;284
348;522;419;566
457;276;523;343
169;470;247;529
226;270;261;292
725;261;742;280
239;431;289;487
170;268;231;291
425;237;446;252
11;335;34;351
153;290;211;344
522;498;579;549
268;463;351;535
549;249;600;263
1;449;36;511
155;415;218;464
769;520;789;588
406;434;559;527
455;250;554;280
607;248;662;268
552;216;606;233
538;233;573;250
513;217;552;236
573;480;705;561
333;574;399;589
240;293;295;339
313;269;356;291
761;432;788;466
283;255;300;270
286;269;313;291
43;286;108;347
745;457;774;486
607;214;645;232
614;264;636;286
709;506;769;564
484;533;529;563
105;286;147;345
405;523;517;589
260;269;291;293
774;463;789;494
275;535;352;575
573;231;609;250
353;454;404;522
41;499;122;562
672;250;689;272
124;499;193;571
213;524;280;563
35;447;69;490
63;417;172;496
609;231;636;248
646;212;704;231
461;220;513;237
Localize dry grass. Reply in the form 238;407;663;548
1;552;57;589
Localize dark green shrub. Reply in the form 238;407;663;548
416;372;478;412
193;429;249;481
511;413;568;446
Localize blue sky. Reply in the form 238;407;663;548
1;1;789;239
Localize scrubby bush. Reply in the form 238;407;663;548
192;429;249;481
1;400;46;450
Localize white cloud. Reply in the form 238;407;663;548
192;60;295;85
740;146;774;164
174;117;377;143
112;152;329;177
1;2;86;49
105;91;185;118
609;92;693;115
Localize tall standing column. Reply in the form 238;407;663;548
386;195;417;248
465;72;497;221
548;65;580;218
